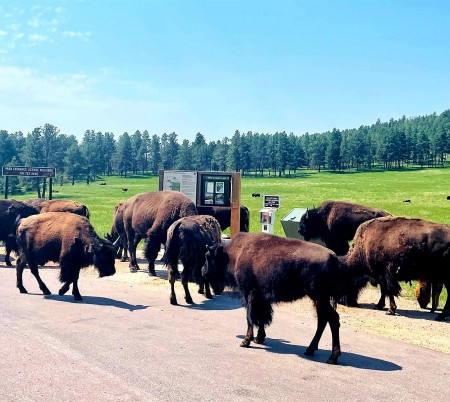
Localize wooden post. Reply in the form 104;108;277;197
4;176;8;199
230;172;241;238
49;178;53;200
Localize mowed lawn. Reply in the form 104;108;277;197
11;167;450;304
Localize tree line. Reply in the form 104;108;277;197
1;110;449;196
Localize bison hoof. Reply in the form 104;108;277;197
120;257;129;262
254;337;265;345
435;313;447;321
185;296;194;304
19;287;28;294
385;310;396;316
74;295;83;302
170;297;178;306
205;294;213;300
374;304;385;310
5;261;13;267
42;289;51;296
130;267;138;273
148;270;158;277
326;354;341;365
304;346;317;356
240;339;251;348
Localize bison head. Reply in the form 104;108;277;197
202;244;229;295
415;280;431;309
298;207;323;240
92;239;116;278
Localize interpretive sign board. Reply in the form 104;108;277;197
2;166;56;178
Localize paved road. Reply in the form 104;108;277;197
0;264;448;402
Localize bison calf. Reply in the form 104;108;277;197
15;212;116;301
202;232;349;365
162;215;222;305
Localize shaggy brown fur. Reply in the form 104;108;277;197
162;215;222;305
342;216;450;321
298;200;391;256
0;200;40;266
121;191;197;275
196;205;250;232
15;212;116;301
31;199;90;218
202;232;351;365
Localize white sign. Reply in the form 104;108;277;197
162;170;198;203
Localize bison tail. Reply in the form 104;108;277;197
161;222;182;276
245;290;274;327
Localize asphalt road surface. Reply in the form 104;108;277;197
0;262;448;402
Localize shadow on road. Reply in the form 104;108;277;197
237;336;402;371
356;302;447;322
174;292;243;311
43;294;148;311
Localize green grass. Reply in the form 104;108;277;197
12;168;449;306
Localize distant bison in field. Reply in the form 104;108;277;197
14;212;116;301
202;232;364;365
29;199;90;218
342;216;450;321
162;215;222;305
122;191;198;275
298;200;391;256
252;192;261;198
196;205;250;233
1;200;40;266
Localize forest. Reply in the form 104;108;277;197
1;109;449;197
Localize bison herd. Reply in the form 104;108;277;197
0;192;448;365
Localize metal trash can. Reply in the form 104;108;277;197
281;208;326;246
281;208;307;239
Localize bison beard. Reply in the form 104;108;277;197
203;232;352;365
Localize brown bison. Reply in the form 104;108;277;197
29;199;90;218
106;202;128;261
342;216;450;321
162;215;222;305
1;200;40;266
122;190;198;275
298;200;391;256
196;205;250;232
415;280;444;312
202;232;358;365
14;212;116;301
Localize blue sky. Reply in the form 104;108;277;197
1;0;449;142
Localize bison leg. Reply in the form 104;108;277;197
254;327;266;344
168;271;178;305
386;295;397;315
16;256;28;294
435;283;449;321
241;324;254;348
4;239;14;267
144;238;160;277
71;270;82;301
59;282;71;296
198;279;213;299
431;282;443;313
28;262;51;296
240;290;272;347
182;270;194;304
128;234;141;272
305;300;341;365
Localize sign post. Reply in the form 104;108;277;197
260;195;280;234
2;166;56;199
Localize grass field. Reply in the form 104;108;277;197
11;167;450;304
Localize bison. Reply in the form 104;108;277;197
415;280;444;312
122;190;198;275
196;205;250;232
342;216;450;321
14;212;116;301
298;200;391;256
162;215;222;305
1;200;40;266
202;232;358;365
29;199;90;218
106;202;128;261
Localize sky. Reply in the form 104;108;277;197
1;0;449;142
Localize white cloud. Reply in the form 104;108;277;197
28;33;48;43
62;31;91;41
